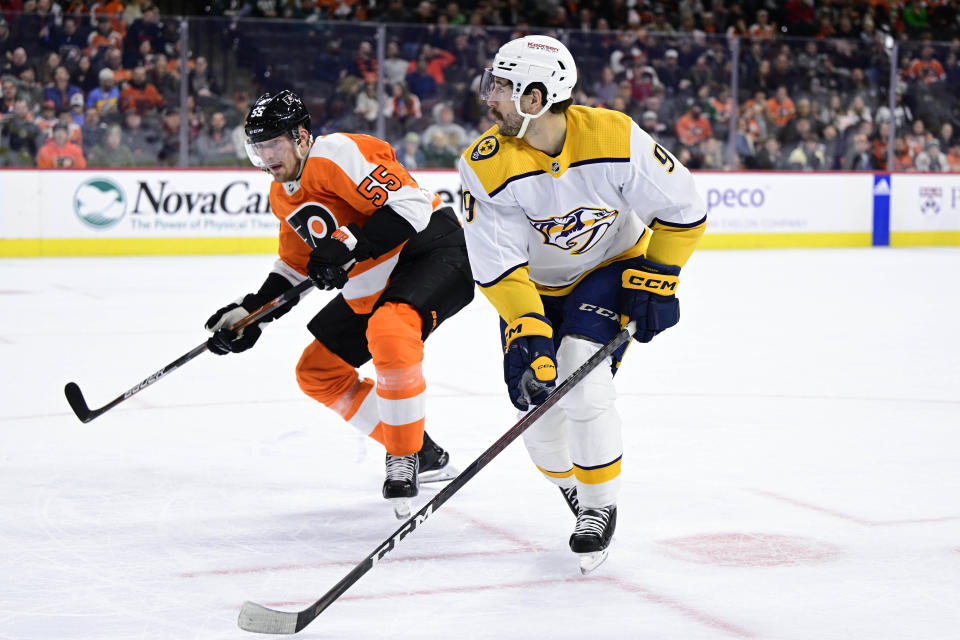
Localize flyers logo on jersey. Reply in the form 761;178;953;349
471;136;499;160
530;207;619;255
285;202;339;248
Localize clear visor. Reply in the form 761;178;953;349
478;69;514;101
244;133;297;169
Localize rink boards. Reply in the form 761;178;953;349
0;168;958;256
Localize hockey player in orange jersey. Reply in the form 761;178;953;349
204;90;474;518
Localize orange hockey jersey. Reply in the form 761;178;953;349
270;132;442;314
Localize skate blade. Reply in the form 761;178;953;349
390;497;412;520
420;463;460;484
578;549;609;575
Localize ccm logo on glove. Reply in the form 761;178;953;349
622;272;679;293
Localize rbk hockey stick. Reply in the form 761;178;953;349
237;320;637;635
64;279;315;423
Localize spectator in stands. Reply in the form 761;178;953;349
121;107;161;165
936;122;956;151
591;66;617;107
687;55;715;91
38;51;61;86
36;98;57;136
223;90;250;129
905;118;931;157
149;53;179;104
0;98;39;165
787;132;826;170
914;139;949;172
124;3;164;68
421;128;458;168
56;106;82;144
422;102;467;151
749;9;776;41
120;65;164;114
16;66;42;111
72;54;97;93
88;15;124;61
641;109;669;146
892;136;914;171
68;91;84;125
80;105;107;154
842;132;874;170
37;121;86;168
188;55;220;106
946;143;960;172
4;47;30;78
699;137;725;169
383;81;421;127
755;137;785;169
43;65;82;111
394;131;424;169
875;84;913;134
348;40;378;83
836;94;872;134
157;106;182;165
87;67;119;115
51;15;85;63
1;74;16;113
382;40;409;87
0;16;16;63
656;48;684;96
195;110;237;165
354;80;379;130
675;101;712;148
405;55;437;100
906;45;945;85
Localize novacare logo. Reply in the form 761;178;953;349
73;177;127;229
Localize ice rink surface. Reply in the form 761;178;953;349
2;247;959;640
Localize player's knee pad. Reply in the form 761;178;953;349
522;403;568;448
366;302;424;370
295;340;359;407
556;336;616;423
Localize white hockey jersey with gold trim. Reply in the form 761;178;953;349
458;106;706;294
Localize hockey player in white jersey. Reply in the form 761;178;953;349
458;35;707;573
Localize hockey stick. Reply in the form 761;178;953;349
64;279;315;423
237;320;636;635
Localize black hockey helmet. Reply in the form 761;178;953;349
244;89;311;143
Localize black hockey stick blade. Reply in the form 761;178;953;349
64;381;95;423
237;321;636;635
64;279;315;423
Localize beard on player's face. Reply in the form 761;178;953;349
490;106;523;137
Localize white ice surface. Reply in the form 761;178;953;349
2;248;959;640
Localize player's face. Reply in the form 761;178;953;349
482;74;525;137
245;130;305;182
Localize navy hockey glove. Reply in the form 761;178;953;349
620;256;681;343
503;313;558;411
205;273;298;355
307;224;371;290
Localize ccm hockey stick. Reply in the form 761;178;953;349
64;278;315;423
237;320;637;635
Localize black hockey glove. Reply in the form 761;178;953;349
503;313;558;411
619;256;681;343
204;272;299;355
307;224;372;290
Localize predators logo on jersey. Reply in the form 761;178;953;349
530;207;619;256
471;136;500;161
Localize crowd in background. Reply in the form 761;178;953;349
2;0;960;171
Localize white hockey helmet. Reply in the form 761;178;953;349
480;35;577;123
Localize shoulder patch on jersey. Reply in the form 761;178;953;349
471;136;499;161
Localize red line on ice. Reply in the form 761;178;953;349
752;489;960;526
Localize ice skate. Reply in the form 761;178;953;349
383;453;419;519
569;505;617;574
418;431;458;483
559;485;580;516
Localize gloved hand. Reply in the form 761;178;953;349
307;224;371;290
204;273;297;355
503;313;558;411
620;256;681;343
